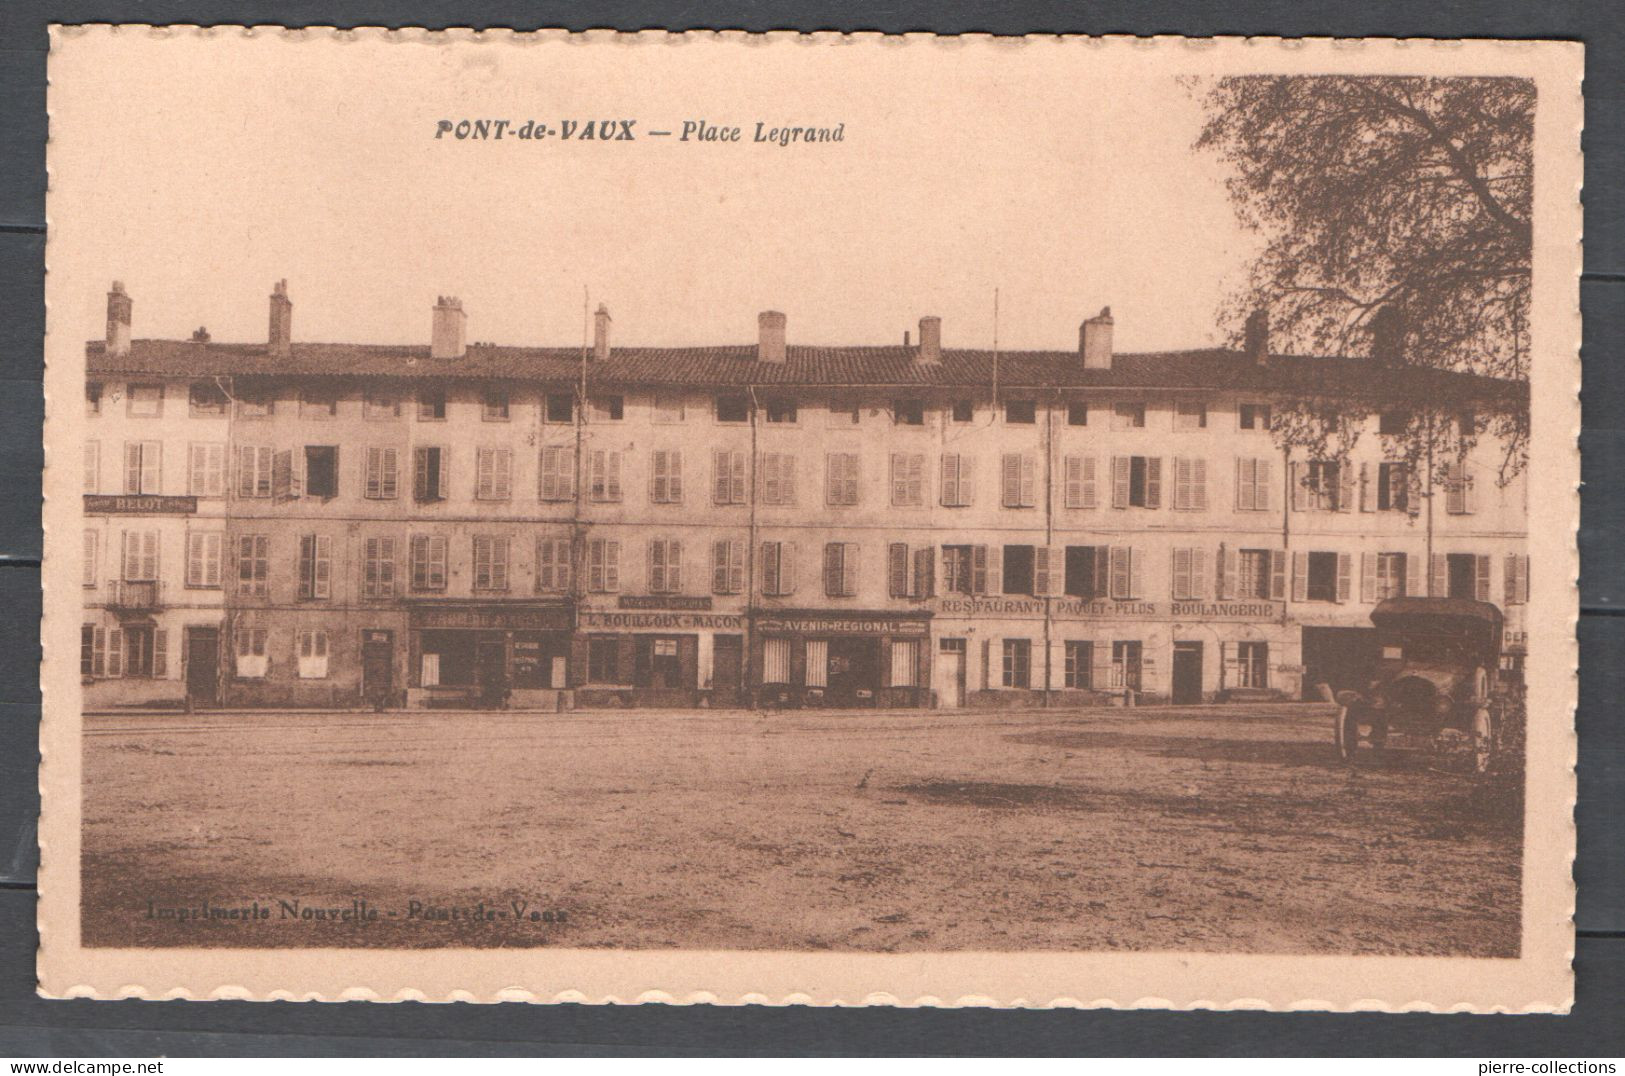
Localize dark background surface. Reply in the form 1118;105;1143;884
1;0;1620;1056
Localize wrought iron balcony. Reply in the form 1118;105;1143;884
109;579;163;611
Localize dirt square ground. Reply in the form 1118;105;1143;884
79;704;1522;955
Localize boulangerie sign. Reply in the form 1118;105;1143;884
40;27;1579;1011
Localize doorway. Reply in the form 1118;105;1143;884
185;626;219;707
1172;641;1204;704
712;634;744;706
934;637;966;708
826;637;881;707
361;630;394;706
475;635;508;705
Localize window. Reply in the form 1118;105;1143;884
1111;402;1146;429
650;449;684;504
1108;546;1143;599
123;441;161;495
1170;547;1209;600
236;446;273;498
363;391;400;420
759;453;797;505
1235;642;1269;689
715;394;750;423
297;630;329;679
410;534;448;591
587;637;620;682
185;532;223;589
1237;549;1273;599
589;395;624;422
1065;546;1107;599
1372;552;1407;600
1066;400;1088;426
762;637;791;684
1111;456;1162;509
760;541;795;596
363;536;399;598
300;388;338;418
1377;462;1410;512
303;446;338;499
236;535;269;596
127;383;163;417
235;389;275;418
187;443;226;497
1001;639;1031;689
235;627;269;679
364;447;399;499
1234;458;1272;511
763;399;797;424
1002;545;1036;595
1174;401;1207;429
417;388;446;420
890;453;925;507
586;539;621;592
940;454;975;507
950;399;975;423
538;445;572;501
545;393;574;423
712;540;745;595
1457;409;1477;436
1505;554;1530;606
1294;550;1349;603
651;393;684;423
1442;552;1489;600
823;542;859;597
805;640;829;688
535;537;571;594
713;450;747;505
119;625;161;678
1001;454;1037;508
296;534;332;599
414;446;448;502
476;448;513;501
120;530;159;581
1005;399;1036;424
1296;460;1349;511
1379;411;1409;436
189;381;228;415
827;398;861;425
1064;641;1093;689
648;539;683;593
81;624;97;677
942;545;977;595
1111;641;1143;692
86;382;102;416
83;530;98;588
1171;458;1209;511
481;390;510;421
1443;460;1476;514
887;543;935;599
587;450;623;502
889;639;919;687
1238;403;1271;431
472;535;509;592
84;442;99;493
893;399;925;426
826;453;860;506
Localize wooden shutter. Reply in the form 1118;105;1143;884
1475;555;1491;601
1406;553;1426;597
1214;543;1229;600
668;450;683;502
107;628;123;678
714;450;731;504
1291;551;1308;602
1336;553;1352;602
1172;547;1191;599
960;455;975;505
824;543;842;596
972;544;989;595
940;454;958;506
1235;458;1251;511
1430;554;1448;597
842;543;860;596
1110;546;1130;599
1001;454;1020;507
124;442;141;493
888;542;909;598
761;542;779;595
1145;458;1162;509
1462;463;1478;514
1192;458;1208;511
1255;458;1272;511
1361;552;1376;603
413;447;431;501
1064;456;1083;508
712;540;729;594
912;547;934;598
890;454;905;506
140;442;160;494
1359;462;1374;512
1191;548;1208;599
1445;462;1466;514
1020;455;1036;506
1034;547;1051;596
1174;458;1190;510
1290;462;1305;511
1081;457;1097;508
153;630;168;678
1338;462;1355;512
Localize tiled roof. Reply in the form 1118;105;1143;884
84;339;1529;401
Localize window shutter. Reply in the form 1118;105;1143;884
910;455;924;505
1430;554;1448;598
1462;463;1478;514
960;455;976;505
714;451;730;504
1255;458;1272;511
890;454;904;506
888;542;909;598
669;451;683;502
1112;456;1129;508
1064;456;1082;508
1234;459;1250;511
496;449;512;500
1475;554;1491;601
141;442;161;494
154;630;168;678
1145;458;1162;509
650;540;667;593
1172;547;1191;599
1110;546;1130;599
940;454;958;506
1129;548;1144;599
760;542;779;595
1361;552;1376;603
1002;454;1020;507
913;547;934;598
1034;547;1051;596
1268;549;1286;600
1445;462;1465;514
1193;458;1208;511
1336;553;1352;602
124;442;141;494
413;447;430;501
985;544;1001;596
824;543;841;597
782;542;796;595
608;451;623;500
1020;455;1036;506
107;629;123;678
314;536;332;598
1291;551;1308;602
1359;462;1374;512
1081;456;1097;508
843;543;860;596
1404;554;1424;597
1338;462;1355;512
972;544;988;595
1192;548;1208;599
605;541;620;591
1290;462;1306;511
1214;543;1229;600
712;540;729;594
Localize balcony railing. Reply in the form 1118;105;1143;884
109;579;163;611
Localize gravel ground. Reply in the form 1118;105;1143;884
80;704;1522;955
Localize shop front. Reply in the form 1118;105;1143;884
574;604;747;708
406;600;573;710
751;610;932;709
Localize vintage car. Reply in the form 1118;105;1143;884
1330;597;1505;771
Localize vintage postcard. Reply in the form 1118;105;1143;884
39;28;1580;1009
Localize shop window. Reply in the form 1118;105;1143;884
713;450;747;504
363;536;399;598
1236;642;1269;689
127;383;164;418
940;454;974;507
1066;400;1088;426
1004;399;1036;424
1238;403;1271;431
1001;639;1031;689
804;640;829;688
236;535;269;596
764;399;798;424
296;534;332;599
1175;401;1207;429
1064;641;1093;689
762;638;791;684
476;448;513;501
650;450;684;504
472;535;510;592
1063;456;1097;508
415;446;448;502
893;399;925;426
85;442;99;493
1111;455;1161;509
826;453;860;506
410;534;448;591
1111;402;1146;430
1065;546;1107;599
589;395;624;422
1377;462;1410;511
890;453;925;506
889;639;919;687
297;630;329;679
418;388;447;421
189;381;229;415
304;446;338;499
759;453;797;505
538;446;573;501
481;389;510;421
236;446;273;498
1235;458;1272;511
715;394;750;423
1000;454;1036;508
188;443;226;497
1111;641;1142;692
364;391;400;420
364;447;399;500
1002;545;1035;596
123;441;161;495
587;637;620;683
545;393;574;423
300;388;338;419
950;399;974;423
235;627;269;679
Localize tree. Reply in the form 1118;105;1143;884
1194;76;1533;482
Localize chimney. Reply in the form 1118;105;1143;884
268;279;292;357
191;326;211;344
757;310;786;363
105;281;132;357
1370;305;1403;365
1080;306;1114;369
431;295;467;360
593;304;612;362
1244;308;1270;366
917;316;942;364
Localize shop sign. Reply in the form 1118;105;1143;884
618;595;713;611
579;610;744;631
411;605;572;631
84;494;197;515
755;616;928;636
933;596;1285;622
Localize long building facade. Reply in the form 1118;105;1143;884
80;282;1531;711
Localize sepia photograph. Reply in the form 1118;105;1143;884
38;29;1579;1009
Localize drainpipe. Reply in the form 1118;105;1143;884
1042;390;1055;705
1425;411;1436;596
746;384;760;710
